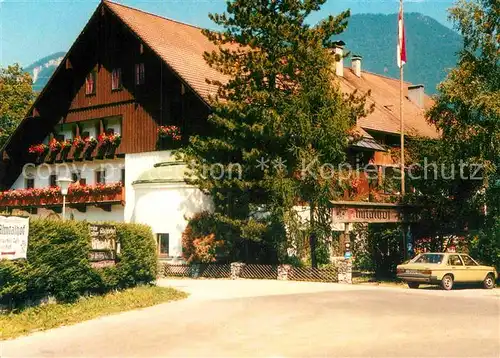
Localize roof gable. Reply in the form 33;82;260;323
104;0;226;102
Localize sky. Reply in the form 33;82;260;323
0;0;456;67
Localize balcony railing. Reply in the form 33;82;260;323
27;134;122;164
0;183;124;208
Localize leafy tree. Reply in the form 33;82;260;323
0;64;34;148
182;0;369;265
427;0;499;217
405;0;498;259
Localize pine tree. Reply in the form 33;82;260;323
183;0;370;264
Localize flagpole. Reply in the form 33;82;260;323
399;0;407;260
399;0;405;197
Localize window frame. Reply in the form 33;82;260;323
95;169;106;185
135;63;145;86
25;178;35;189
156;233;169;258
49;173;57;187
111;68;123;91
85;70;97;96
447;254;464;266
460;254;478;266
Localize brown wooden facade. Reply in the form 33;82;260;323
0;4;210;189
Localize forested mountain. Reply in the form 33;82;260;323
336;13;461;93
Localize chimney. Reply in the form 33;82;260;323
351;55;362;77
408;84;425;108
332;41;345;77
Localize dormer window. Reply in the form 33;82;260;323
135;63;145;85
85;71;96;95
111;68;122;90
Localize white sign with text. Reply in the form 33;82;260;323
0;216;30;260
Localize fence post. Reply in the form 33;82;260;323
191;263;201;278
230;262;245;279
337;258;353;284
277;264;292;280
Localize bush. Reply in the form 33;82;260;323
113;223;158;287
468;218;500;271
182;211;226;263
0;218;158;308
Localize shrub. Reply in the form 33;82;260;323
468;219;500;271
113;223;158;287
0;218;158;309
27;219;99;302
182;211;226;263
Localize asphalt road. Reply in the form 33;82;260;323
2;280;499;358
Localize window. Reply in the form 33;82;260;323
72;172;86;186
111;68;122;90
461;255;478;266
49;174;57;187
411;253;444;264
25;178;35;189
135;63;145;85
157;233;169;257
105;127;115;135
85;71;96;95
447;254;464;266
121;168;125;184
54;133;65;142
81;131;90;139
95;169;106;184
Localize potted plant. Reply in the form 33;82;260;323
28;143;49;163
157;125;181;150
72;136;86;160
59;140;72;161
47;138;62;162
96;133;110;159
106;133;122;157
84;137;98;160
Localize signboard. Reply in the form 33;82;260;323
332;207;402;223
332;204;422;224
0;216;29;260
89;224;117;267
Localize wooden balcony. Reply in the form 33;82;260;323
0;184;124;212
342;171;400;204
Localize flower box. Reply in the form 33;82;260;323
0;183;124;208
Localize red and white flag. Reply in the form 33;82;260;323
397;1;407;68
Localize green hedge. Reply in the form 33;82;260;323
0;219;157;308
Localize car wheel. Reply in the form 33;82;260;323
483;274;496;289
441;274;454;291
408;282;420;289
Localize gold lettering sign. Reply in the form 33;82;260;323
332;207;404;223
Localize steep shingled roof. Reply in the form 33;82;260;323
105;0;227;101
105;1;438;139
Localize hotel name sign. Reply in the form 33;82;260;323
332;204;420;223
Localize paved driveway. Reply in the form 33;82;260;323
2;279;499;357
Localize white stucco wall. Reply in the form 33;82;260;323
131;183;212;257
11;159;125;190
123;150;175;222
35;206;124;222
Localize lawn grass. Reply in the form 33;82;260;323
0;285;187;340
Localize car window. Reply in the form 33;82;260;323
412;253;444;264
461;255;478;266
447;254;464;266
